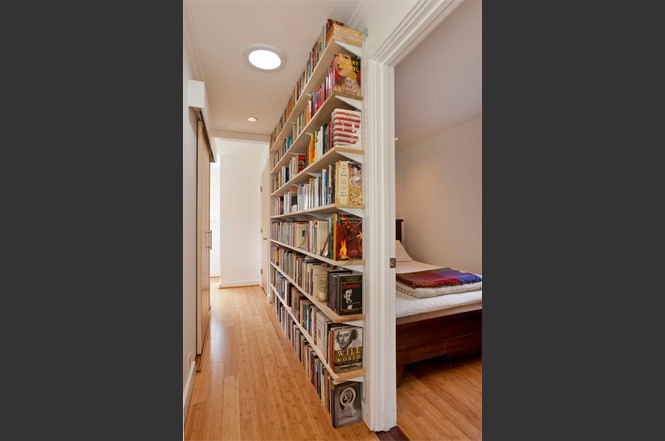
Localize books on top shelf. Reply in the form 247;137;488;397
326;20;363;48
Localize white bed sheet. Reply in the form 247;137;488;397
395;261;482;318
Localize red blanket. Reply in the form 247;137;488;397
396;267;482;288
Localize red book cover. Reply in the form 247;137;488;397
334;214;362;260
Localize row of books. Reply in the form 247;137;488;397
306;265;363;316
271;212;363;261
272;159;363;215
271;247;363;317
269;136;294;170
272;152;308;192
272;109;362;191
270;19;362;147
307;109;362;164
273;282;364;374
271;105;362;191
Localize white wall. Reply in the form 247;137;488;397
216;138;269;287
182;41;198;424
396;115;482;274
210;163;220;277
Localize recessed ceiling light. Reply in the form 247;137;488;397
243;44;285;71
247;117;258;123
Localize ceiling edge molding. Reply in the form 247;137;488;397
183;0;204;81
374;0;464;66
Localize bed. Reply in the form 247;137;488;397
395;219;482;385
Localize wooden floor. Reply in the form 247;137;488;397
184;282;482;441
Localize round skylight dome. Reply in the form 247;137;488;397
244;44;285;71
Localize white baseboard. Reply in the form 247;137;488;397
218;280;260;288
183;360;196;430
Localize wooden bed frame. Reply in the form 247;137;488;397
395;219;482;385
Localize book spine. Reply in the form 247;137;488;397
335;161;349;205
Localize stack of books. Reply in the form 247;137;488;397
325;20;363;47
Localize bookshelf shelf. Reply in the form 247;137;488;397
271;262;365;322
271;239;365;269
271;203;364;220
271;146;364;191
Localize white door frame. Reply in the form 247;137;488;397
356;0;465;431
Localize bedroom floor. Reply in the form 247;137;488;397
397;355;482;440
185;280;482;440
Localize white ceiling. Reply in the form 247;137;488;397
183;0;481;149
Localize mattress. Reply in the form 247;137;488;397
395;261;482;318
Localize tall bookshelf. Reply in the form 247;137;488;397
268;20;366;428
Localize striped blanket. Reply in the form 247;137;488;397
396;267;482;288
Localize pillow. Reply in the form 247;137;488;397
395;240;414;262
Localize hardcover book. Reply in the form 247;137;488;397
332;53;361;97
334;272;363;315
327;269;352;310
329;325;363;373
330;380;362;428
333;213;362;260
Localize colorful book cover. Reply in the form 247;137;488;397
334;213;362;260
330;325;363;373
332;53;361;97
347;162;362;206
